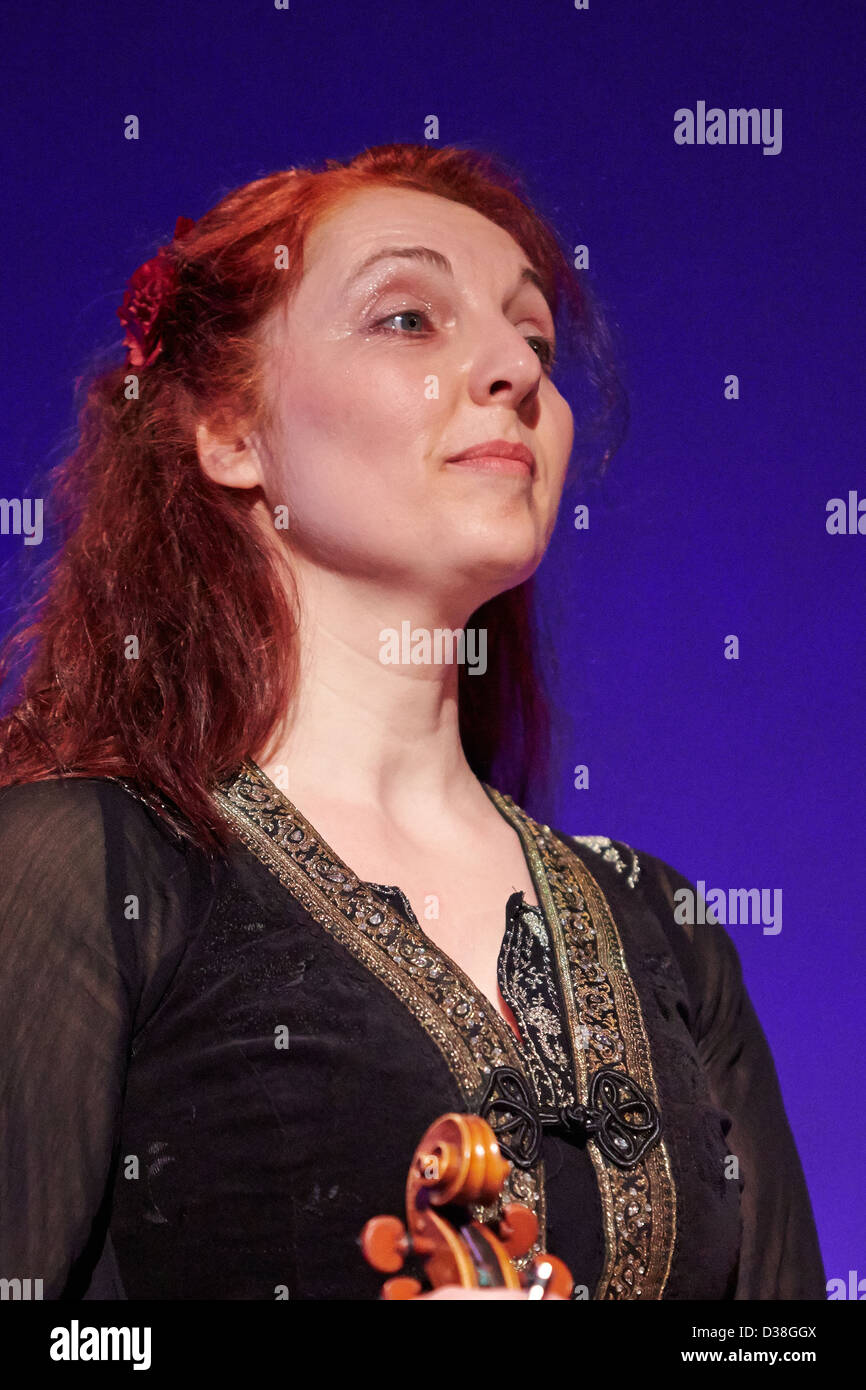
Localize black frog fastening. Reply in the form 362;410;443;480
476;1067;543;1170
478;1065;662;1172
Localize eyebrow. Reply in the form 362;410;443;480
343;244;553;312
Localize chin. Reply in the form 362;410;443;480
433;540;544;605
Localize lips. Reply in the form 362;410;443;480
445;438;536;476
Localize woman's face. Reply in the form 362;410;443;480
251;185;574;613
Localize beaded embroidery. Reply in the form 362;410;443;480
569;834;642;890
210;762;546;1270
209;760;677;1298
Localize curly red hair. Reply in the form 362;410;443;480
0;142;626;855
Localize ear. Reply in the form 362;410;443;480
195;421;265;490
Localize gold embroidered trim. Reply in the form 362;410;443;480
483;789;678;1301
210;760;547;1268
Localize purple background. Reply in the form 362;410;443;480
1;0;863;1291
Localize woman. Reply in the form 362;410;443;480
0;142;824;1300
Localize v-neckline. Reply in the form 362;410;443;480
209;757;680;1302
362;880;534;1046
243;758;546;1047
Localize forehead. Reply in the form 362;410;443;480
301;185;531;283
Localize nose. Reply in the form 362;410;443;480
463;317;544;414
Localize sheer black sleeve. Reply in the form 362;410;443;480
0;778;201;1298
635;847;826;1300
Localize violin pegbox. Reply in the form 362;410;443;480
359;1112;574;1299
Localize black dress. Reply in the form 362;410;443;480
0;761;825;1300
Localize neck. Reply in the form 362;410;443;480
252;554;491;827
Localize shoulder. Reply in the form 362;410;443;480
0;772;161;822
553;828;745;1013
0;774;207;940
556;831;645;891
555;827;702;930
0;775;213;1025
0;774;195;861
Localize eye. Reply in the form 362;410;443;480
374;309;432;334
372;311;557;374
526;335;557;373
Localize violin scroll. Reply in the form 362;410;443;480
360;1112;573;1300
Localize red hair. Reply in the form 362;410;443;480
0;142;625;856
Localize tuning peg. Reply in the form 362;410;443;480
525;1254;574;1301
496;1202;539;1257
381;1275;424;1299
360;1215;410;1272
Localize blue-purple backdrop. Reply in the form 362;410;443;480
2;0;863;1293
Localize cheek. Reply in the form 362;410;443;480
550;389;574;457
541;395;574;495
343;355;441;450
287;356;435;473
263;362;436;536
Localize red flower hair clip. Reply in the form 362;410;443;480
117;215;197;369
